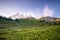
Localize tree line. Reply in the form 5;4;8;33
0;16;60;27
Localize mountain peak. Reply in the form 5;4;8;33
9;13;25;19
40;16;56;22
9;13;33;20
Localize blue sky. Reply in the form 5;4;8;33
0;0;60;18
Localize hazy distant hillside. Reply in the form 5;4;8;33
40;16;60;22
55;18;60;22
0;16;17;28
0;16;60;29
9;13;60;22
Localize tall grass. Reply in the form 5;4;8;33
0;26;60;40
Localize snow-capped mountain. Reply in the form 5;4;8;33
9;13;32;20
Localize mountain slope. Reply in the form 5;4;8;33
9;13;25;20
0;16;17;28
40;16;56;22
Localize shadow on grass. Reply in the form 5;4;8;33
0;38;6;40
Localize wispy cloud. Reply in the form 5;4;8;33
43;5;54;17
21;9;42;18
0;4;54;19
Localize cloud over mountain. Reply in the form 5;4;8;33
43;5;54;17
0;4;54;19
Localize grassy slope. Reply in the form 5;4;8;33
0;25;60;40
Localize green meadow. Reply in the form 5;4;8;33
0;25;60;40
0;16;60;40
